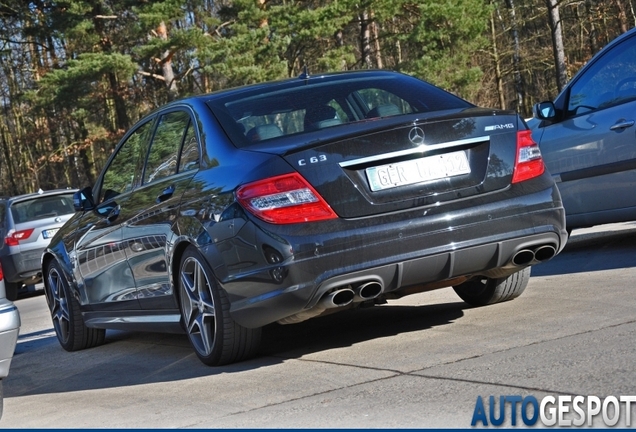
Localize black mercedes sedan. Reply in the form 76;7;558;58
42;70;567;366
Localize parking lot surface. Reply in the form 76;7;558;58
2;223;636;428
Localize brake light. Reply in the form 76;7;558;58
512;130;545;184
5;228;35;246
236;173;338;224
0;262;3;281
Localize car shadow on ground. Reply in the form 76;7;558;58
6;299;465;398
531;223;636;277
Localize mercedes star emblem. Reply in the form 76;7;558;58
408;127;425;145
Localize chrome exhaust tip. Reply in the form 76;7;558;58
354;281;383;301
534;244;556;262
512;249;535;266
319;288;355;308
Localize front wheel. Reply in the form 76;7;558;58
44;260;105;351
178;246;261;366
453;267;531;307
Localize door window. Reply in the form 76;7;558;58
567;36;636;116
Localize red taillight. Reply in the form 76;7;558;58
5;228;35;246
512;130;545;184
236;173;338;224
0;262;3;281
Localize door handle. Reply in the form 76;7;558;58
610;120;635;131
156;185;175;203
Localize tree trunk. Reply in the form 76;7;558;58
157;21;179;101
613;0;628;33
546;0;568;92
505;0;525;115
360;10;372;69
370;12;383;69
490;8;505;110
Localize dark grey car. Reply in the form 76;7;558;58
42;70;567;366
0;189;76;300
531;27;636;232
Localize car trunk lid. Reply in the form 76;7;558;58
281;109;521;218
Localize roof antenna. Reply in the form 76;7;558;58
298;64;310;80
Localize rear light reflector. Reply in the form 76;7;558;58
512;130;545;184
5;228;35;246
237;173;338;224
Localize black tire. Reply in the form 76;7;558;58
178;245;261;366
4;282;19;302
44;260;105;351
453;267;531;307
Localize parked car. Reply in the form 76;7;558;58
0;189;77;300
530;27;636;233
0;261;21;419
42;70;567;366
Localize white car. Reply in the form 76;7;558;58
0;261;21;419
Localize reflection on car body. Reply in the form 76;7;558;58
531;27;636;232
42;70;566;366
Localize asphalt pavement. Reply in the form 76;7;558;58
2;223;636;428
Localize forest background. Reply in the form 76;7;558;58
0;0;634;195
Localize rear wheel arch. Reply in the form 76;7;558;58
170;239;196;305
176;244;261;365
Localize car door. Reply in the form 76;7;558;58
73;120;153;310
121;109;200;309
535;32;636;221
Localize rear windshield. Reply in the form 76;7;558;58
10;193;75;223
207;74;472;149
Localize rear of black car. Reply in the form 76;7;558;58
204;71;567;328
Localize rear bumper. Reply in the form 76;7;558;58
215;182;566;328
1;246;45;284
0;298;21;378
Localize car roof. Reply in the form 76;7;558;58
3;189;77;205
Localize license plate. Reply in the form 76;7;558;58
366;150;471;192
42;229;59;239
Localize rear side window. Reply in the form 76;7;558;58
178;122;200;172
143;111;190;184
10;194;75;223
100;121;153;203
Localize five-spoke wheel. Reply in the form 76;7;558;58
44;260;105;351
178;246;261;366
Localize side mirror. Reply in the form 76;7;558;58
533;101;556;120
73;186;95;212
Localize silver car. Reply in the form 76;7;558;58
0;189;77;300
0;261;21;419
531;27;636;233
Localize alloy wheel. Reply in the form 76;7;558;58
46;266;71;344
180;256;217;357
